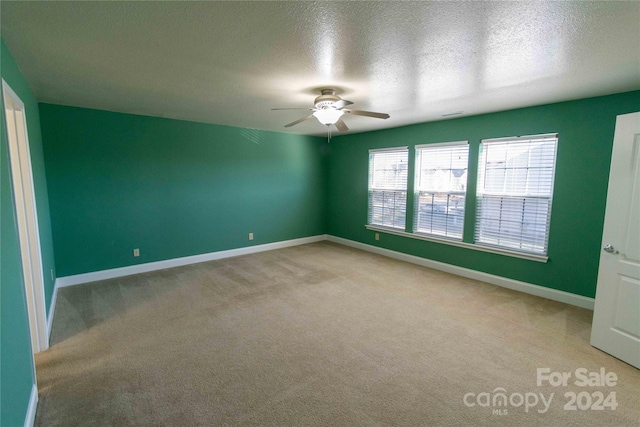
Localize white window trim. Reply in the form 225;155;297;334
415;140;469;150
474;133;558;256
368;147;409;230
369;146;408;153
413;141;469;240
365;224;549;263
482;133;558;144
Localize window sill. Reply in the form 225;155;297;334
364;225;549;263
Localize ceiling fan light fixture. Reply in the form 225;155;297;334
313;109;344;125
274;88;387;131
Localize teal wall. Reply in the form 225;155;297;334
39;104;327;277
327;91;640;298
1;38;56;427
0;42;56;312
0;88;34;427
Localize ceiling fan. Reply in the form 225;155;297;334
272;88;390;132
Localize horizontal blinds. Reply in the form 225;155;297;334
369;149;409;190
368;148;408;230
477;135;557;197
414;142;469;239
414;192;466;239
416;143;469;192
475;135;558;254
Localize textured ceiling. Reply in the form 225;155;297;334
1;1;639;136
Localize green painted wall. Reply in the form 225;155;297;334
39;104;327;277
327;91;640;298
0;41;56;312
1;38;54;427
0;93;34;427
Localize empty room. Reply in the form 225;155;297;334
1;1;640;426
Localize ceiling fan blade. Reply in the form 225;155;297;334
335;118;349;133
272;108;313;111
331;99;354;110
284;115;314;127
343;109;390;119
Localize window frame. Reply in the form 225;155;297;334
413;141;469;241
474;133;558;256
367;147;409;231
363;134;558;263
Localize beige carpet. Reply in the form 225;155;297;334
35;242;639;426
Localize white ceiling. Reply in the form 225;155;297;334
2;1;639;136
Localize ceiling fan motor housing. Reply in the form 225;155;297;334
277;87;387;130
314;89;341;109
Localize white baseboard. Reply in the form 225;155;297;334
47;279;59;342
52;233;594;310
24;384;38;427
55;235;328;287
327;235;595;310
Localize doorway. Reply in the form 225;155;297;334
591;111;640;368
2;80;48;353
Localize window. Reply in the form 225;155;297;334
414;142;469;240
368;147;408;230
475;134;558;255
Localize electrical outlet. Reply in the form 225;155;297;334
133;248;140;257
375;233;380;241
50;269;55;281
248;233;254;241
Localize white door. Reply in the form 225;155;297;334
2;80;49;353
591;112;640;368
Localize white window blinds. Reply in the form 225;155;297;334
414;142;469;239
475;134;558;254
368;148;408;230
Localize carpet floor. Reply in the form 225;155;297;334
34;242;639;426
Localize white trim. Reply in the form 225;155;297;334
365;225;549;263
49;233;592;319
327;235;594;310
24;384;38;427
415;140;468;149
3;80;49;353
56;235;328;287
47;279;60;342
482;133;558;143
368;146;408;153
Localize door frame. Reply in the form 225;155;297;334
2;79;49;353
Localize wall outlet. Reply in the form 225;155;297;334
133;248;140;257
50;269;55;281
375;233;380;241
248;232;254;241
